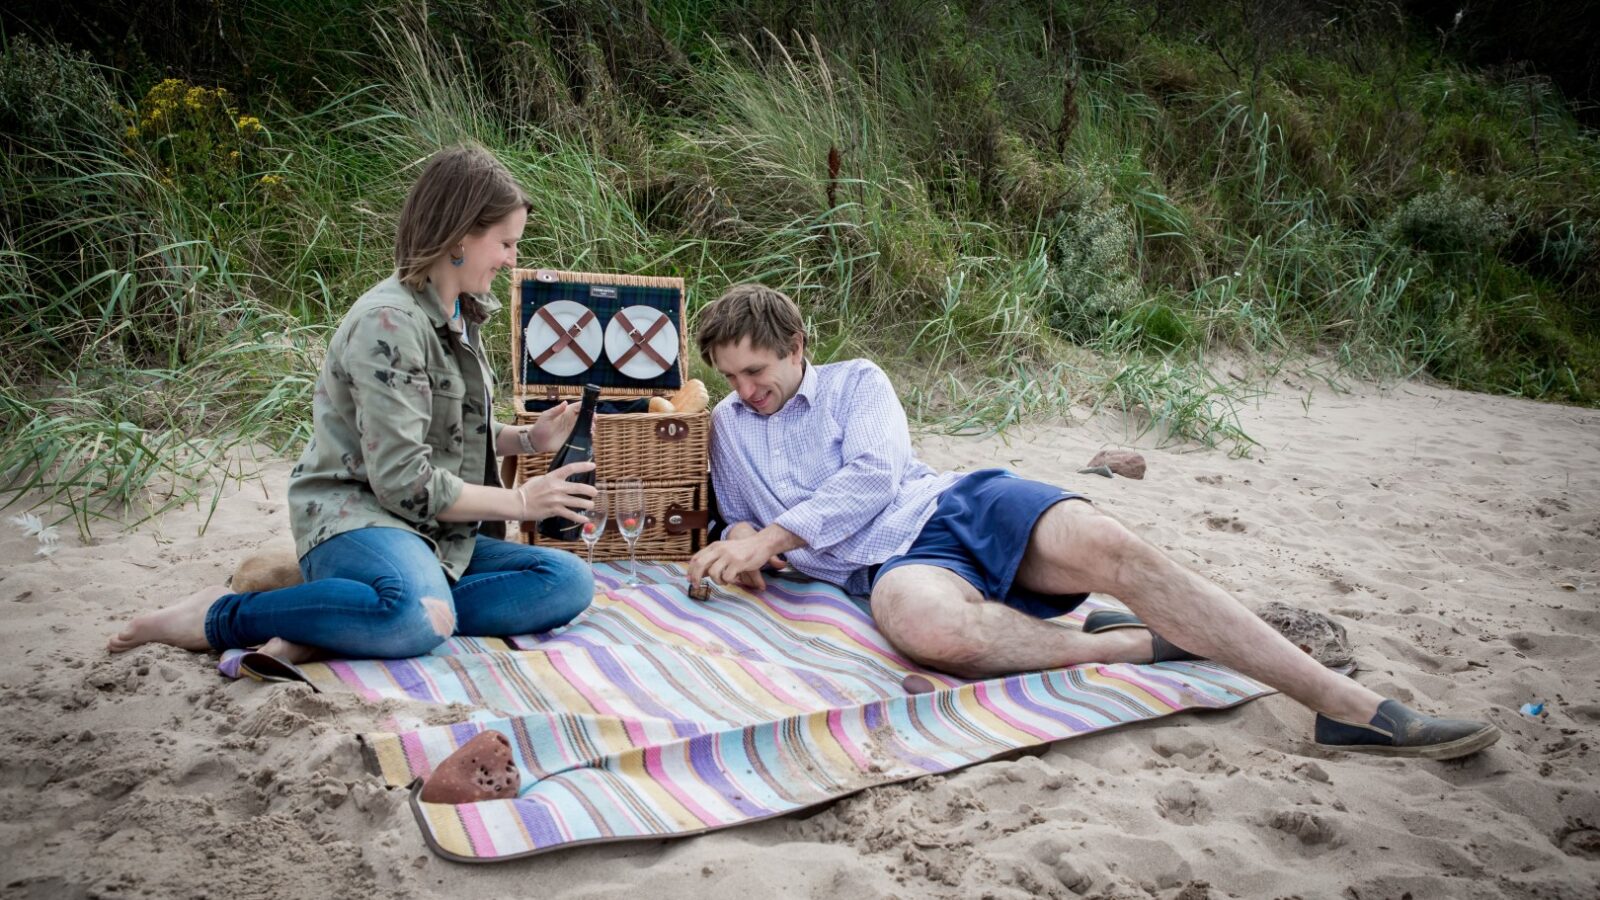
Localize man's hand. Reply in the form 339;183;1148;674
724;522;788;572
688;523;787;593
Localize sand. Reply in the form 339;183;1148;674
3;374;1598;899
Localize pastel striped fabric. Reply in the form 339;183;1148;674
293;562;1272;861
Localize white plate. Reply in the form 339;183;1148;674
525;299;602;377
603;305;680;381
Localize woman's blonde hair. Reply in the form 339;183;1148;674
394;144;530;323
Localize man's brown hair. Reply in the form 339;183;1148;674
695;283;806;365
394;144;531;323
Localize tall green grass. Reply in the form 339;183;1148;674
4;1;1599;533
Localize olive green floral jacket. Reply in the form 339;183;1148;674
287;274;506;580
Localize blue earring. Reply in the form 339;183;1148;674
450;254;465;267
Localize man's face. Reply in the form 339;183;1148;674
710;336;805;416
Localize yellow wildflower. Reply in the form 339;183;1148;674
237;115;263;133
259;174;284;186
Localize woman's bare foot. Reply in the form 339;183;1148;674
107;585;226;653
257;637;324;665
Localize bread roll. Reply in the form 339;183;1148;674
667;379;708;414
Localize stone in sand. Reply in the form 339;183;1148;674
232;548;304;593
1086;449;1146;479
419;731;520;804
1255;601;1355;670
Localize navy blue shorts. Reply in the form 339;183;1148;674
871;469;1091;619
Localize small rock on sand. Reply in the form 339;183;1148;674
419;731;520;804
1086;450;1146;479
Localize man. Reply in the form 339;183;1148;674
686;283;1500;760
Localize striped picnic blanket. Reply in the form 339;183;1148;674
289;562;1272;861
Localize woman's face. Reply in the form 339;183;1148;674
457;206;528;294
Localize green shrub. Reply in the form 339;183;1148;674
1046;193;1144;342
126;78;274;206
1123;299;1197;353
0;35;119;143
1382;182;1511;256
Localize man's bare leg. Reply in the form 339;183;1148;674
1014;500;1383;724
107;584;222;653
870;564;1152;677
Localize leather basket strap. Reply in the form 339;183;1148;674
533;306;596;368
612;308;672;372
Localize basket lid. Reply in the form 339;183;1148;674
511;268;686;400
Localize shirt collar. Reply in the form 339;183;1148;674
402;272;503;330
792;358;817;406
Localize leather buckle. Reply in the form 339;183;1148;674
654;418;689;442
663;505;709;534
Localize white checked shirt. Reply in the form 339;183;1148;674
709;359;963;593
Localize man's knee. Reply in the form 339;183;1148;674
1029;500;1150;592
871;576;988;674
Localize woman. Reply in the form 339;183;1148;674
108;145;597;662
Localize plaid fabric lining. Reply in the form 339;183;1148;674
519;280;683;390
521;397;651;414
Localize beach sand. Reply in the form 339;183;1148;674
3;376;1598;899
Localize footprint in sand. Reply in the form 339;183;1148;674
1267;809;1342;848
1559;826;1600;859
1507;631;1596;659
1532;497;1572;518
238;686;337;738
1204;515;1248;534
1155;780;1212;825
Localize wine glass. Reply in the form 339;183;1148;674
580;482;609;576
613;478;645;587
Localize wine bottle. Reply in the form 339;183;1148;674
537;384;601;542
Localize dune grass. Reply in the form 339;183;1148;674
4;2;1598;533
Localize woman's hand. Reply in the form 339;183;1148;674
523;401;581;454
515;461;597;523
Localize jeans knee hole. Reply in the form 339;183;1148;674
421;596;455;637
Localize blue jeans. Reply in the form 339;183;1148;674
204;527;593;658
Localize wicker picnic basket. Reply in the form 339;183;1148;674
506;268;710;560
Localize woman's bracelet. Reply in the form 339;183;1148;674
516;425;536;455
518;488;529;522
